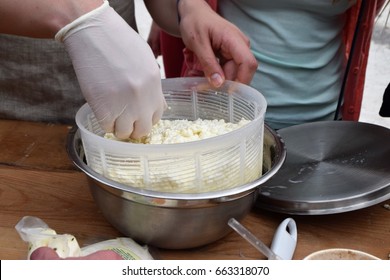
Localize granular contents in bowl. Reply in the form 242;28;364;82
104;118;250;144
76;78;267;194
98;118;261;193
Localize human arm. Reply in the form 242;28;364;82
0;0;166;139
144;0;258;87
0;0;102;38
147;21;162;58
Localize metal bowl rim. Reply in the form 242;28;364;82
66;124;286;201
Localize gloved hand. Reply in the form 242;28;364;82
56;0;166;139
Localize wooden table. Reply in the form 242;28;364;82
1;119;389;260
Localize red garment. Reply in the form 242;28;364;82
341;0;386;120
160;31;185;78
161;0;385;121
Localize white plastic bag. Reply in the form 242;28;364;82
15;216;153;260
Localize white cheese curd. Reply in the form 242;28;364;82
104;118;250;144
99;118;261;193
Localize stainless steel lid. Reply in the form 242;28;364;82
256;121;390;215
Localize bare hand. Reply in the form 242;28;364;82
178;0;258;87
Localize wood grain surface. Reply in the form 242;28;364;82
0;120;389;260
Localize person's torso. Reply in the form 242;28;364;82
219;0;356;129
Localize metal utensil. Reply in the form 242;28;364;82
228;218;281;260
228;218;297;260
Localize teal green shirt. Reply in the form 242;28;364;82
219;0;356;129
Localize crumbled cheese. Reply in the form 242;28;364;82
96;118;262;193
104;118;250;144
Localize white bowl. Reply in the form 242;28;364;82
304;248;380;260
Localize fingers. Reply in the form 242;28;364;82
105;117;150;141
188;40;225;88
93;103;115;133
226;39;258;84
200;36;258;86
30;247;61;260
113;95;166;140
222;60;238;81
191;34;258;87
152;98;166;125
129;102;165;140
215;26;258;85
95;103;166;140
179;5;257;86
113;118;135;140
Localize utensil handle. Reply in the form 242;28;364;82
228;218;281;260
271;218;297;260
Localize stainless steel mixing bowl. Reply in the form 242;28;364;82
67;124;285;249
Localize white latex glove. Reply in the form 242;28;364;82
56;1;166;139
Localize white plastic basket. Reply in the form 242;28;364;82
75;78;267;193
